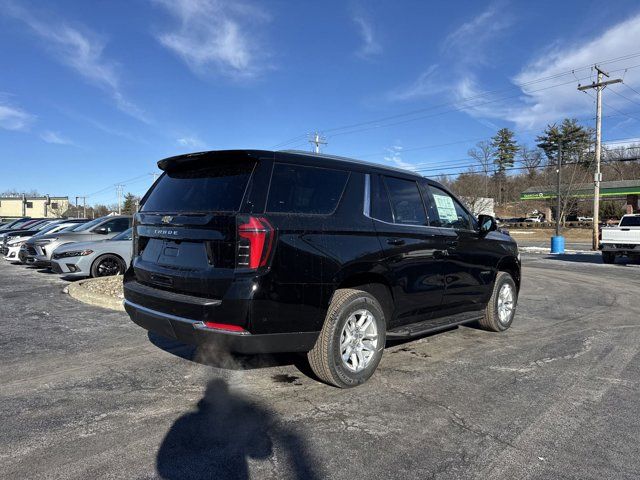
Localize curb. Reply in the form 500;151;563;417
66;276;125;312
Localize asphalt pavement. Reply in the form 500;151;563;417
1;255;639;479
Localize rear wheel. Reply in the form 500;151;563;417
602;251;616;264
91;254;125;277
479;272;517;332
308;288;386;388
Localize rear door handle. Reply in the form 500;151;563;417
387;238;405;246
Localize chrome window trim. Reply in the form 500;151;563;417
364;172;475;233
363;174;371;217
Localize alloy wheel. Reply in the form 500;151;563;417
497;283;514;325
339;309;379;372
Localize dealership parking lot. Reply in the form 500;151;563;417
1;255;640;479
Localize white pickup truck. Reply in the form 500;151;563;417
600;214;640;263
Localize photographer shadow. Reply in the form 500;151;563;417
156;377;319;480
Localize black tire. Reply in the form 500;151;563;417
90;254;126;278
307;288;387;388
479;272;517;332
602;251;616;264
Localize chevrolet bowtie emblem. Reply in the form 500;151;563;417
161;216;173;224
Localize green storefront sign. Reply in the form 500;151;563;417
521;185;640;200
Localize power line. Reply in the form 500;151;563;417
607;86;640;110
621;81;640;99
270;54;640;146
321;64;640;141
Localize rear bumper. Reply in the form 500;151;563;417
124;299;319;354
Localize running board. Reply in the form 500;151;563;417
386;312;483;339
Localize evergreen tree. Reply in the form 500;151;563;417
121;193;140;214
491;128;518;177
536;118;594;167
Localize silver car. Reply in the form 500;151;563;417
29;215;131;267
51;228;133;277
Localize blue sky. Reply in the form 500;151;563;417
2;0;640;206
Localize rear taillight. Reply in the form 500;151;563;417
203;321;247;333
236;216;274;270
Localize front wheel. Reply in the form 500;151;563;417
479;272;518;332
91;254;126;277
308;288;386;388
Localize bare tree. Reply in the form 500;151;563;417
450;169;495;216
519;145;543;177
467;141;495;197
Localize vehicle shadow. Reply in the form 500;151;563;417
147;332;316;378
60;275;83;282
156;377;320;480
544;253;640;265
385;325;460;348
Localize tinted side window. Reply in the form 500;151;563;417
267;164;349;214
101;218;130;233
370;174;393;223
620;216;640;227
383;176;427;226
428;185;473;230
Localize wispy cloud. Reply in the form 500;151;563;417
387;65;446;101
3;1;149;123
177;135;206;150
353;13;381;59
388;2;513;102
0;100;35;131
40;130;74;145
506;13;640;130
153;0;272;79
383;145;416;171
441;1;513;66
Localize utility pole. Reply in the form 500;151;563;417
74;196;86;218
578;66;622;250
556;143;562;237
115;184;124;215
309;132;327;153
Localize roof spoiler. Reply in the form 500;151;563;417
157;149;273;171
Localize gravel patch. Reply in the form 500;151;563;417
81;275;124;299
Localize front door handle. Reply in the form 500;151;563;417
387;238;405;246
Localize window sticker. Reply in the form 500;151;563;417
433;193;458;223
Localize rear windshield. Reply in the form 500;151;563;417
620;216;640;227
141;159;256;213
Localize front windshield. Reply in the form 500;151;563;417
111;228;133;241
70;217;104;232
2;219;30;230
34;221;57;230
0;220;21;230
34;223;62;236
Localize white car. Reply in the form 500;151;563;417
3;221;87;263
523;217;542;223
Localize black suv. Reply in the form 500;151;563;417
124;150;520;387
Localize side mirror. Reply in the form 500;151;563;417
478;214;497;234
94;226;108;235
